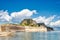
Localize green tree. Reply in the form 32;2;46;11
20;19;38;27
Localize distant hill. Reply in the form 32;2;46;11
37;23;54;31
20;19;54;31
20;19;38;27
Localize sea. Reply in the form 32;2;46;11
0;27;60;40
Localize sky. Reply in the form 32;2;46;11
0;0;60;27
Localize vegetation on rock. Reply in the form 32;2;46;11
37;23;54;31
20;19;38;27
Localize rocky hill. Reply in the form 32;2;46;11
37;23;54;31
20;19;38;27
20;19;54;31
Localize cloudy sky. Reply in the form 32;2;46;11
0;0;60;27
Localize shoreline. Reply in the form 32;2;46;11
11;26;47;32
24;26;47;32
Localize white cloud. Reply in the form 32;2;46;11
33;15;56;25
33;15;60;27
11;9;36;17
0;9;37;23
0;9;60;27
0;10;11;22
50;20;60;27
11;9;37;23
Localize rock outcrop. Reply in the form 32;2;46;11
20;19;38;27
20;19;54;31
37;23;54;31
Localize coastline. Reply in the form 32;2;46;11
0;32;14;36
24;26;47;32
9;26;47;32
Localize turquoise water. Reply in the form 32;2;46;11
0;31;60;40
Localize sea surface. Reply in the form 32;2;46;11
0;31;60;40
